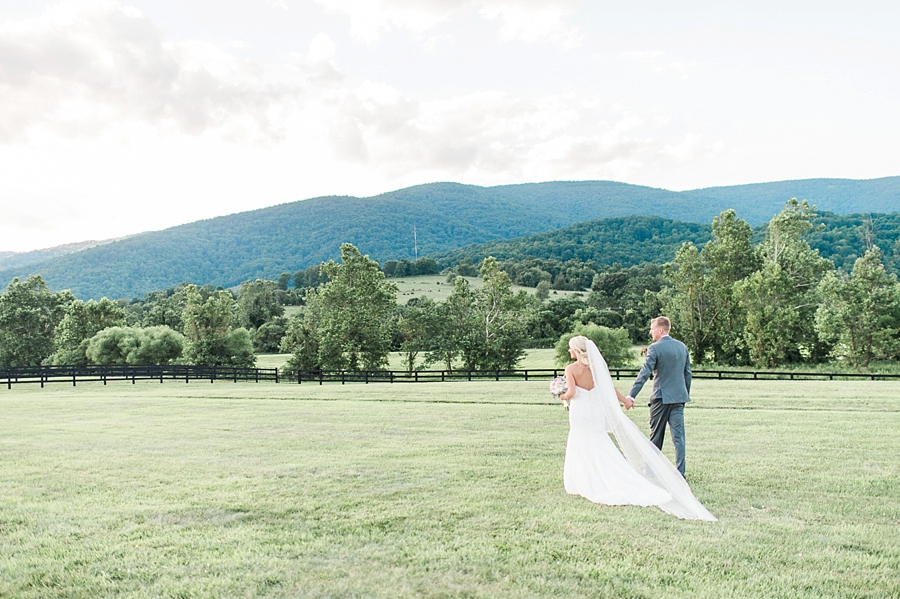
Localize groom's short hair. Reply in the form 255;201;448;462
651;316;671;332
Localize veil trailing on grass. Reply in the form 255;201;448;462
584;339;717;521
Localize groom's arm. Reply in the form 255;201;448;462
684;346;692;395
628;345;657;399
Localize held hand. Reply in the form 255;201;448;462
624;395;635;410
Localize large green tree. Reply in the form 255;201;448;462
0;275;73;367
236;279;284;330
140;283;203;333
660;210;760;364
284;244;398;372
424;276;478;371
735;199;832;366
51;298;126;364
660;241;708;360
816;246;900;367
182;285;255;367
253;316;289;353
397;297;443;373
462;257;535;370
85;326;185;365
701;210;760;364
553;323;634;368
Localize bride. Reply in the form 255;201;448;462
557;335;716;521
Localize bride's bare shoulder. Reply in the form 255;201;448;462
564;362;584;375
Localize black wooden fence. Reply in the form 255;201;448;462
2;364;278;389
3;364;900;389
291;368;900;384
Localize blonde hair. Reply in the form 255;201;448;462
568;335;591;366
651;316;671;333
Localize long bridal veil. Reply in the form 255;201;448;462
584;339;717;521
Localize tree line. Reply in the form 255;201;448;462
279;244;537;374
0;279;275;368
662;201;900;367
3;199;899;371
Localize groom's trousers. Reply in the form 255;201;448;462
649;399;685;476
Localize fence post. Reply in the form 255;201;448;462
275;368;279;384
319;371;323;385
365;371;369;384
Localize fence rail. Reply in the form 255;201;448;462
3;364;900;389
292;368;900;384
2;364;278;388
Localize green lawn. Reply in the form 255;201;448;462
1;379;898;598
284;275;585;312
392;275;585;305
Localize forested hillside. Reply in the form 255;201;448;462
681;177;900;216
2;177;898;299
434;216;713;268
0;239;120;270
437;212;900;276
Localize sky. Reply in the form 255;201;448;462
1;0;898;253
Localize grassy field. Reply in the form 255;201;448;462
1;379;898;598
283;276;584;317
392;275;585;304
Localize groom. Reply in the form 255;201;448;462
626;316;691;476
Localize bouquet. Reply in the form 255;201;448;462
549;376;569;410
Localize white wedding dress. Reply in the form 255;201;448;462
565;385;672;507
564;341;717;521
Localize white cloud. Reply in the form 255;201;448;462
323;85;681;182
0;1;343;143
618;50;700;78
662;134;724;163
314;0;580;47
314;0;467;43
479;2;582;49
0;0;745;253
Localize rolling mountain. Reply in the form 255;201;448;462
2;177;898;299
0;238;123;271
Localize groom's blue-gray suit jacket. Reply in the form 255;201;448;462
629;335;692;405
